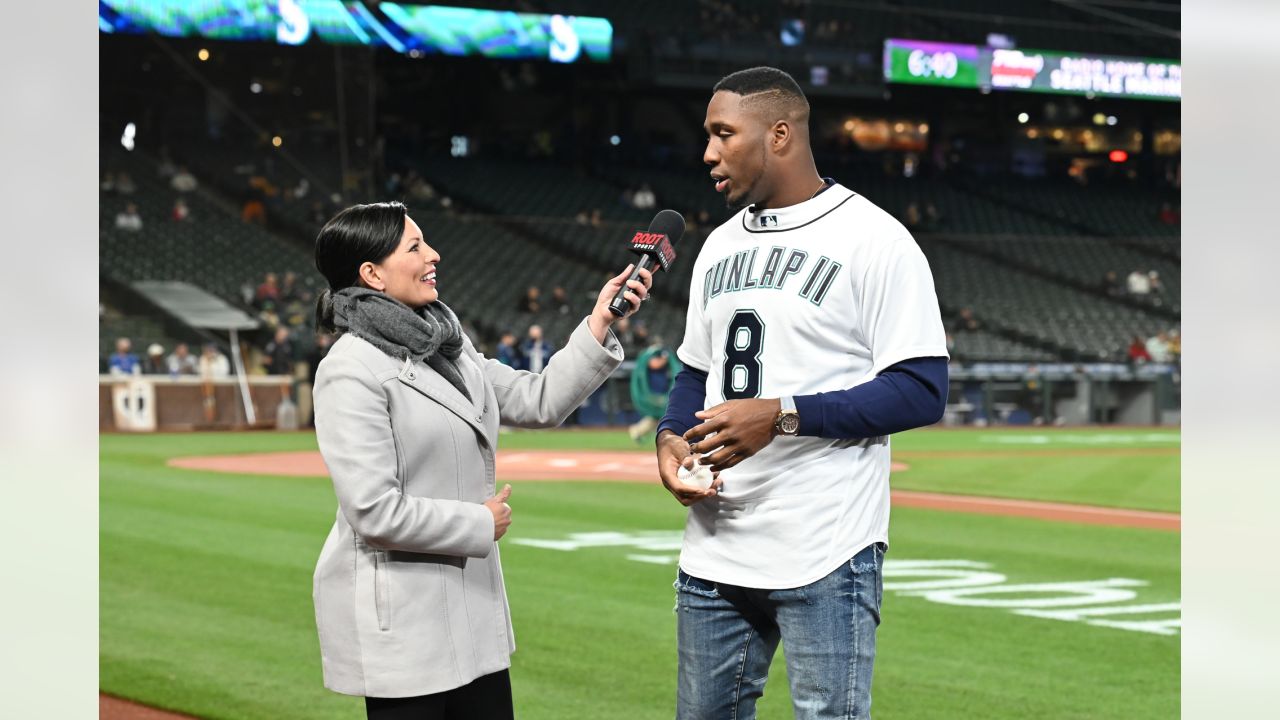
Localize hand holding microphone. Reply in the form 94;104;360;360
587;210;685;342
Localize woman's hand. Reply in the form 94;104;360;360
484;484;513;541
587;264;654;343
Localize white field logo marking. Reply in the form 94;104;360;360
511;532;1179;636
977;432;1180;445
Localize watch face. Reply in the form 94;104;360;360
779;413;800;434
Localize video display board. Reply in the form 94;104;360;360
884;38;1180;102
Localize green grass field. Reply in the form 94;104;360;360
101;428;1180;719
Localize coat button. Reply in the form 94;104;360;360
475;415;483;422
407;371;415;380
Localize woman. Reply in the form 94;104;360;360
311;201;650;719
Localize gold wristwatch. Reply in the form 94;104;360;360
774;396;800;435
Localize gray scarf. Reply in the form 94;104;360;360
328;287;471;401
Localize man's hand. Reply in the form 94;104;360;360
656;430;722;506
684;398;781;473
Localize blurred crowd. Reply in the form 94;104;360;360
1126;328;1181;365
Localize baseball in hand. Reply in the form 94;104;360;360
677;459;715;490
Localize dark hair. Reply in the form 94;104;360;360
313;201;408;332
713;66;807;103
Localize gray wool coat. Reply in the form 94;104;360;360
312;318;623;698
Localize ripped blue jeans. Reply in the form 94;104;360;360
674;542;885;720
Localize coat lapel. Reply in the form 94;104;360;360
395;358;489;441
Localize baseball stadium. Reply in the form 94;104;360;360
98;2;1180;719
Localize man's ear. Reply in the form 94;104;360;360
771;120;792;153
358;261;384;291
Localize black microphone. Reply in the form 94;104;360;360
608;209;685;317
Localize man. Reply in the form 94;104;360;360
520;324;555;373
495;331;523;369
142;344;168;375
656;67;949;720
167;343;198;375
114;202;143;232
199;343;231;379
108;337;141;376
263;326;295;377
255;272;281;307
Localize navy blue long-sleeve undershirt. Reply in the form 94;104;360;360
656;356;949;441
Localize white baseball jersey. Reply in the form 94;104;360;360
675;183;948;589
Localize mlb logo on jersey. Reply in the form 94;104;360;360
756;214;779;228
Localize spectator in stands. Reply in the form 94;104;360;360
951;307;980;333
1127;335;1152;364
1147;270;1164;297
1126;269;1152;295
171;198;191;222
280;271;301;305
495;331;522;369
257;301;282;334
405;173;438;204
170;166;198;193
518;286;542;314
1158;202;1180;225
521;324;556;373
632;183;657;210
923;203;942;231
199;343;231;379
589;208;603;228
631;318;652;349
114;203;143;232
242;193;267;225
264;326;296;377
551;286;571;315
903;201;922;230
256;272;281;307
116;172;136;195
100;172;116;194
143;344;168;375
156;147;177;179
1146;331;1173;363
108;337;141;376
167;343;198;375
1101;270;1125;297
1168;328;1181;363
384;173;403;197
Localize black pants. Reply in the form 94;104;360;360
365;670;514;720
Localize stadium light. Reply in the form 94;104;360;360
1106;115;1118;126
1017;113;1029;124
1109;150;1128;163
197;48;210;61
272;135;283;147
1093;113;1107;125
250;82;263;94
610;135;621;146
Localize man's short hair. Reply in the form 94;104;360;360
713;66;810;124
